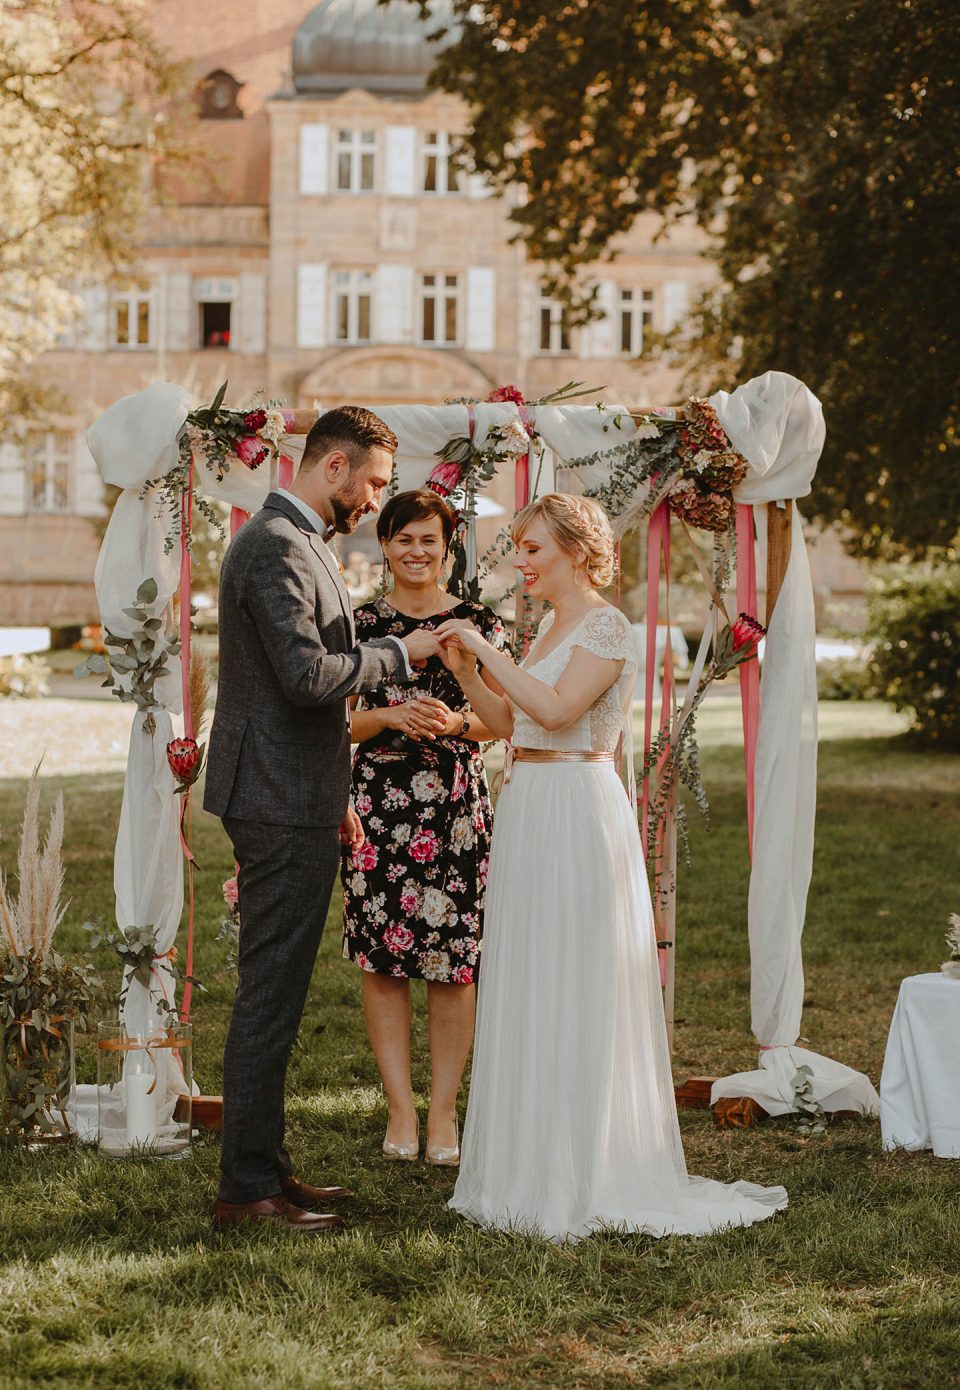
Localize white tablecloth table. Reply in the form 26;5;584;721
880;972;960;1158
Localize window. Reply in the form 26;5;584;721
200;301;232;348
335;129;375;192
198;69;244;120
423;131;454;195
619;287;655;356
419;273;459;344
26;434;71;513
538;296;572;354
112;282;152;350
332;270;373;343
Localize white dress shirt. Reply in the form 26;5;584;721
275;488;412;677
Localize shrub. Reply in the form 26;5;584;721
0;654;50;698
817;656;876;701
867;559;960;747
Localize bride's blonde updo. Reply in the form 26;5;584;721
511;493;616;589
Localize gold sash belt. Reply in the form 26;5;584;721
503;746;615;782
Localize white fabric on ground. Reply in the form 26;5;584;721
880;973;960;1158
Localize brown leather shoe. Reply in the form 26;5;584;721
212;1194;345;1233
280;1174;354;1208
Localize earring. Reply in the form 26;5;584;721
380;556;391;593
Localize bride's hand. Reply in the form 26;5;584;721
439;636;479;681
435;618;488;660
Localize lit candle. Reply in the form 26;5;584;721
125;1067;157;1148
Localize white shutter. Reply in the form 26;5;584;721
465;267;496;352
662;280;691;332
73;434;105;517
300;123;329;195
0;443;24;516
234;272;267;355
583;280;618;357
465;172;493;199
376;265;414;343
77;285;109;352
384;126;417;196
297;263;328;348
164;272;193;352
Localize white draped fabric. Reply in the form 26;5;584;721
709;373;878;1116
82;373;877;1133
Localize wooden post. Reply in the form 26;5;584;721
766;501;793;625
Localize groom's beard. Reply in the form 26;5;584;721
329;480;370;534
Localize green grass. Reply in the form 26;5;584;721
2;701;959;1390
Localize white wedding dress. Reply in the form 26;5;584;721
449;606;788;1241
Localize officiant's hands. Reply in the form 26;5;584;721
388;696;449;740
339;804;365;851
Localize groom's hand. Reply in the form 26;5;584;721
403;628;443;669
339;805;365;852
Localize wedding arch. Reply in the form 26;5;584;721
82;372;879;1125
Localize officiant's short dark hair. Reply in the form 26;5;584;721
377;489;456;553
301;406;398;471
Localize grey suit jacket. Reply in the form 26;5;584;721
203;492;407;828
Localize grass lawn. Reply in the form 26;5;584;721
1;700;958;1389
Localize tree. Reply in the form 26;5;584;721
0;0;190;420
419;0;960;556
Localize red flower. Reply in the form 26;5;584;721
232;435;269;469
732;612;765;655
166;736;202;787
486;384;526;406
426;460;464;497
409;828;440;863
243;408;267;432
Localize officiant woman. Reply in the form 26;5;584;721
341;489;505;1165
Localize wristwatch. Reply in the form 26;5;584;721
458;714;470;736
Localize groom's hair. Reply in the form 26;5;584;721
300;406;398;472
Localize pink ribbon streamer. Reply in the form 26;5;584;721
642;502;671;852
736;503;760;857
178;459;196;1022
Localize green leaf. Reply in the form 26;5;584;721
211;380;228;414
136;578;159;605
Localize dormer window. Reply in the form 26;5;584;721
198;69;244;120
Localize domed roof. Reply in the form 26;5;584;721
292;0;456;97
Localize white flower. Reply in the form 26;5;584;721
493;418;531;460
450;815;476;853
634;421;661;440
260;408;287;451
946;913;960;958
421;887;458;931
348;872;366;895
693;449;713;474
411;770;447;803
419;949;452;982
391;823;412;844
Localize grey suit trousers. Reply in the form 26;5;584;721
219;816;341;1203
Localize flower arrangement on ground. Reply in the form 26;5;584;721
0;767;103;1143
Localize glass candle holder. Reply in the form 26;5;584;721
96;1021;192;1158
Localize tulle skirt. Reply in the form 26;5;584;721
449;761;788;1241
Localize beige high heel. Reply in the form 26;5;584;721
425;1121;459;1167
382;1121;419;1162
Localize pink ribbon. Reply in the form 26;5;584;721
178;460;196;1022
736;503;760;856
642;502;672;853
279;453;294;490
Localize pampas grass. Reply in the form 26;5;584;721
188;647;211;741
0;762;68;958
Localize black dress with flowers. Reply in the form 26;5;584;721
341;597;505;984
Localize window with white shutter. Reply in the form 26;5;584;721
582;280;618;358
164;272;193;352
335;130;376;192
332;270;373;343
419;273;460;345
376;265;414;342
384;126;416;196
465;267;495;352
235;272;267;355
537;296;572;354
618;287;656;355
298;263;328;348
300;123;330;195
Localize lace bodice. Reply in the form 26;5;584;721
513;606;638;752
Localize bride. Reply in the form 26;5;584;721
436;493;787;1241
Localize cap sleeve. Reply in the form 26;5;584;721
572;608;636;668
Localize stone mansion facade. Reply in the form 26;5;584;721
0;0;863;630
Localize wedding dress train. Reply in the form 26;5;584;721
449;606;787;1241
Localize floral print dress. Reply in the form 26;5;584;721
341;597;505;984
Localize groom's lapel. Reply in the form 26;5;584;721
307;530;355;643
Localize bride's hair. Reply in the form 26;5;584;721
511;493;616;589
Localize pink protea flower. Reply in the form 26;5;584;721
232;435;269;469
166;736;202;788
243;408;267;432
486;384;525;406
426;460;464;497
732;612;766;655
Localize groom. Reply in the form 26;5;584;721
204;405;439;1233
